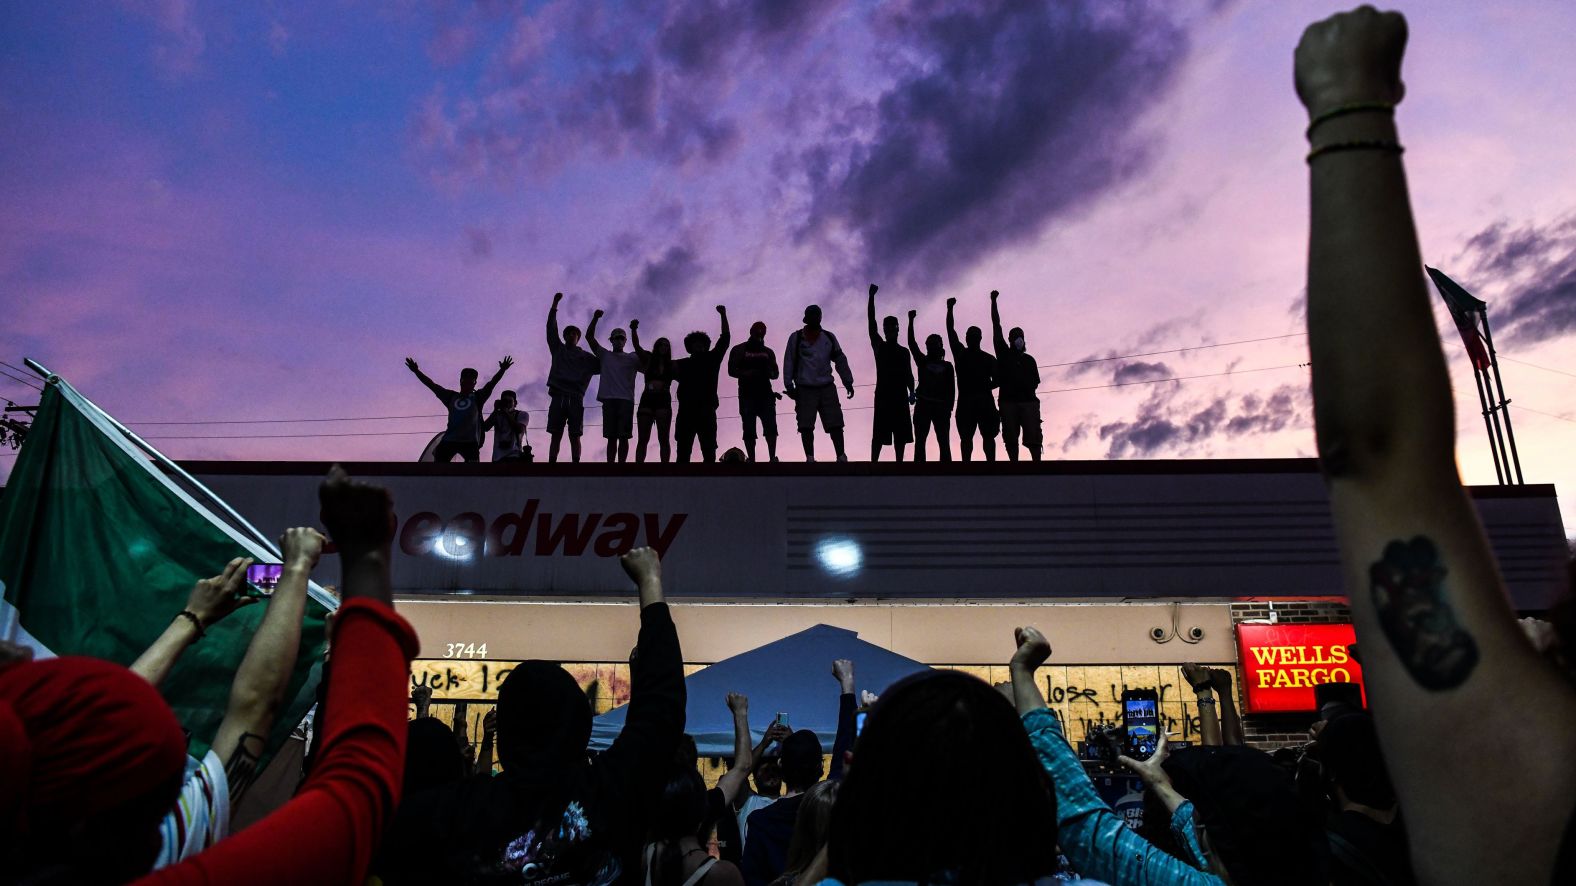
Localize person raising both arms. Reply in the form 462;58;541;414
783;303;855;462
866;284;915;462
405;355;513;463
544;291;601;463
587;309;642;464
1297;6;1576;883
990;290;1042;462
946;296;1000;462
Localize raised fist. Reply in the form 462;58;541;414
630;319;639;330
1010;626;1051;670
281;527;327;570
716;304;726;314
869;284;879;296
907;309;917;319
727;691;748;713
593;309;605;319
318;466;395;557
946;298;957;308
1295;6;1407;118
553;291;564;304
620;546;661;586
989;290;999;300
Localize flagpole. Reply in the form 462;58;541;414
1470;367;1505;485
1476;313;1525;484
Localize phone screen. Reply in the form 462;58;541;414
246;562;283;596
855;710;867;736
1122;693;1160;758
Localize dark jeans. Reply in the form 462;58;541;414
433;440;481;463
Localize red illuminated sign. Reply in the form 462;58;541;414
1236;623;1366;713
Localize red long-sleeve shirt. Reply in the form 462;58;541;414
136;598;418;885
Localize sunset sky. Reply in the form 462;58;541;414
3;1;1574;529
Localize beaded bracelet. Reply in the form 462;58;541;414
1306;139;1404;164
177;609;206;638
1305;101;1395;139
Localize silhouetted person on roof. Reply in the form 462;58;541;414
867;284;915;462
729;321;781;462
946;297;999;462
674;306;730;463
405;355;513;462
784;304;854;462
631;320;674;463
990;290;1043;462
587;310;641;464
545;292;600;463
908;310;955;462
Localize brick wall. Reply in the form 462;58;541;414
1229;599;1353;750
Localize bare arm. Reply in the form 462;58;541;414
210;529;323;803
474;709;496;776
630;320;646;359
477;356;513;402
713;305;730;356
907;311;922;369
867;283;881;351
131;557;258;687
989;290;1007;354
1299;9;1576;883
405;358;448;400
1181;663;1222;747
945;298;963;355
587;310;605;355
716;693;754;805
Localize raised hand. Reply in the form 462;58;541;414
832;658;855;692
411;682;433;706
593;309;605;320
1010;626;1051;671
764;721;792;744
989;289;999;301
1295;6;1407;117
907;309;917;320
946;297;957;308
318;466;396;559
186;556;259;627
868;283;879;297
405;357;419;372
620;546;661;587
727;691;749;714
630;318;639;330
553;291;564;305
483;708;498;736
281;527;327;571
499;355;514;372
716;304;726;314
1117;732;1174;787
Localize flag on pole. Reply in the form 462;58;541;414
0;373;332;761
1426;266;1493;370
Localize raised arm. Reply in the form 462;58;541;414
1298;9;1576;883
907;310;922;368
546;292;564;353
1012;627;1217;885
474;709;496;777
828;659;856;781
630;319;647;360
867;283;881;351
600;547;686;796
476;356;513;402
143;469;416;886
989;290;1007;355
208;528;323;804
945;298;963;355
130;557;258;687
587;310;605;355
716;692;755;805
713;305;730;356
404;358;447;400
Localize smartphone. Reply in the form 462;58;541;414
1121;689;1160;759
854;710;868;737
774;712;789;728
245;562;284;596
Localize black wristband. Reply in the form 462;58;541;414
177;609;206;638
1306;139;1404;164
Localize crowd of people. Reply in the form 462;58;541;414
406;285;1045;466
3;7;1575;885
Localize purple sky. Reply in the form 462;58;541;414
3;1;1575;530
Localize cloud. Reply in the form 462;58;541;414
1064;313;1208;379
796;1;1202;293
464;226;493;259
1111;361;1174;385
121;0;206;78
1457;215;1576;346
1067;382;1310;458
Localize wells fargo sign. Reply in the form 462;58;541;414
1236;623;1365;713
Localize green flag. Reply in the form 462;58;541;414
0;374;331;760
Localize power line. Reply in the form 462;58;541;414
1516;405;1576;425
1500;355;1576;381
1037;333;1306;370
0;368;43;392
136;362;1311;440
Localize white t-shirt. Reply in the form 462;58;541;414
154;749;230;868
595;349;641;402
735;793;777;847
487;408;528;460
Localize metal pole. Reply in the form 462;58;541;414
1477;313;1525;484
1471;367;1505;485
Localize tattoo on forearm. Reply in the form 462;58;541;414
225;733;265;801
1369;536;1480;690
